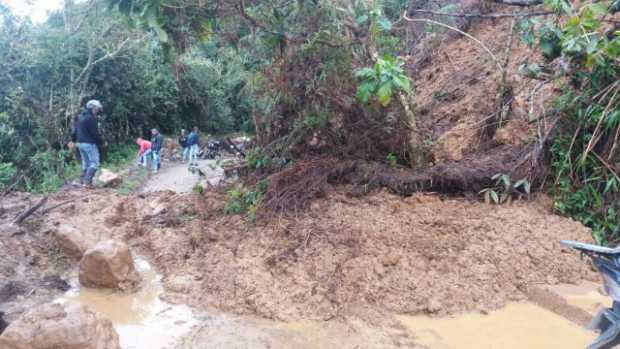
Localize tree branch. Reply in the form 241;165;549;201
410;9;552;18
493;0;544;6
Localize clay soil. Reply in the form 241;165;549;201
106;189;596;321
0;185;596;326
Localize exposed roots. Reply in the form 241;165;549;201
261;145;528;216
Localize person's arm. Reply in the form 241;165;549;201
71;126;77;143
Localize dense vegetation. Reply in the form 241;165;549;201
0;1;254;191
1;0;620;244
518;0;620;243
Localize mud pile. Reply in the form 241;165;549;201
106;190;597;321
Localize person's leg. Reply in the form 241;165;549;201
192;145;199;165
152;151;160;172
77;143;88;184
182;147;189;161
84;144;100;186
142;150;151;167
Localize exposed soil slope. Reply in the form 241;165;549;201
101;190;597;321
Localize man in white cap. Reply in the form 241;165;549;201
72;100;104;187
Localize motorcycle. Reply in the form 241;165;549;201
561;240;620;349
203;140;221;160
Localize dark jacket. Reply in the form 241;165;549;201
179;135;188;148
187;132;199;146
151;134;163;152
74;109;103;145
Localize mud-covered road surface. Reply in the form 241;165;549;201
0;159;608;348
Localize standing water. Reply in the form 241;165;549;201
56;259;199;349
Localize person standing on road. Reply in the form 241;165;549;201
150;128;163;173
135;137;152;168
72;100;105;187
179;129;189;162
187;126;200;166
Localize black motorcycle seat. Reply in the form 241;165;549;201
561;240;620;255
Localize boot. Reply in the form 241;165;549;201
79;169;87;185
84;168;97;187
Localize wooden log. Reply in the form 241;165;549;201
14;197;48;225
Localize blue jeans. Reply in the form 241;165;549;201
139;149;152;167
189;144;199;164
78;143;100;171
151;150;161;171
182;147;189;161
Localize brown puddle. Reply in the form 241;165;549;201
57;259;199;349
399;302;596;349
55;259;607;349
549;281;611;315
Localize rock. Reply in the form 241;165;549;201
0;302;120;349
79;240;141;290
54;224;96;260
427;298;442;314
97;169;122;188
0;311;7;335
151;203;168;216
380;253;401;267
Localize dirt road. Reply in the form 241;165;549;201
141;160;225;193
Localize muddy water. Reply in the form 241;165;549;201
57;259;198;349
399;302;596;349
550;281;611;315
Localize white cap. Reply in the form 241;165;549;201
86;100;103;110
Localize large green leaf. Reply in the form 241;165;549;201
356;81;375;104
392;75;411;94
376;82;393;107
355;67;375;80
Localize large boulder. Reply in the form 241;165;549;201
54;224;97;260
0;302;120;349
97;169;122;188
79;240;141;290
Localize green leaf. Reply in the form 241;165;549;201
377;17;392;31
356;82;375;104
604;178;618;194
355;67;375;80
376;83;393;107
356;15;369;24
490;190;499;204
605;110;620;130
500;174;511;191
392;75;411;94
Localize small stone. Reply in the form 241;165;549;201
381;253;401;267
427;298;442;313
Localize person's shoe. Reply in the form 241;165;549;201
79;170;87;185
84;168;97;188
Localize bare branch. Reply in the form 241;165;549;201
494;0;544;6
410;9;553;18
14;197;48;225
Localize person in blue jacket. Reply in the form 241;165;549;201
187;126;200;166
71;100;105;187
150;128;163;173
